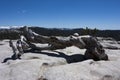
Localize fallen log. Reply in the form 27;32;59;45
21;27;108;61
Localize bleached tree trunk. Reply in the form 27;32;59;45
9;40;21;59
23;26;86;49
19;26;108;61
9;40;24;59
9;40;17;55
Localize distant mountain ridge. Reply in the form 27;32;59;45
0;26;120;41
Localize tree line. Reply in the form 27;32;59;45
0;26;120;41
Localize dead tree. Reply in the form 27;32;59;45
9;40;17;55
22;26;86;50
13;26;108;61
9;40;22;59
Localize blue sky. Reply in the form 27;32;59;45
0;0;120;29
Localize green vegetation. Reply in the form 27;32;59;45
0;26;120;41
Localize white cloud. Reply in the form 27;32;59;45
18;10;27;14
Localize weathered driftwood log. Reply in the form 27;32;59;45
23;26;86;49
19;27;108;61
9;40;22;59
81;37;108;60
9;40;17;55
